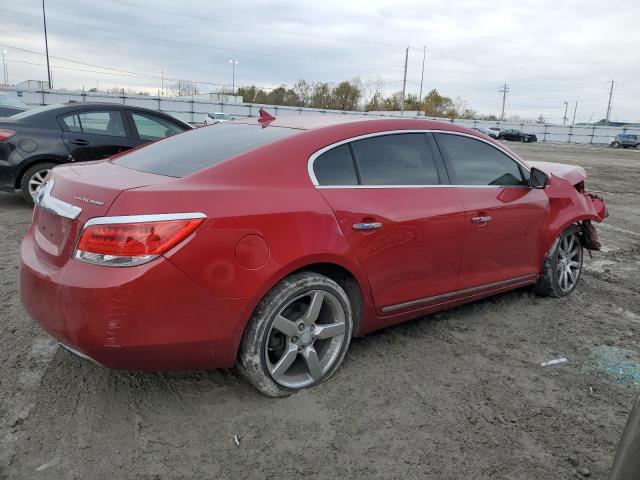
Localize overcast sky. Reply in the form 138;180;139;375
1;0;638;122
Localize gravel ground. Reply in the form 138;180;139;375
1;143;639;479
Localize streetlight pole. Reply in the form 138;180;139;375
2;51;7;85
229;59;238;95
42;0;52;89
563;101;569;125
159;69;164;96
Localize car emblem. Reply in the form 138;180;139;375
73;194;105;206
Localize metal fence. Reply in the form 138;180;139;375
12;88;639;145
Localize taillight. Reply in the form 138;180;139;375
0;129;16;142
74;213;206;266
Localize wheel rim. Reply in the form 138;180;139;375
557;233;582;292
265;289;347;389
28;168;51;198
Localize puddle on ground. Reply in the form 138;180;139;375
590;346;640;387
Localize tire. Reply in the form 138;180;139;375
238;272;353;397
20;162;57;207
612;141;620;148
534;225;583;297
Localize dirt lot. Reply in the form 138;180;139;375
1;142;639;479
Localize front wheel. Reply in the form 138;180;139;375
612;141;621;148
534;226;583;297
238;272;353;397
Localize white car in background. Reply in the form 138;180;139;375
204;112;234;125
484;126;502;138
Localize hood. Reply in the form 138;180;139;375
527;161;587;186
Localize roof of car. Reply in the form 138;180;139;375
233;114;474;134
8;102;190;128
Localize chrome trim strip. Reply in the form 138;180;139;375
34;179;82;220
58;342;104;367
84;212;207;227
307;129;530;188
316;185;530;190
381;274;537;313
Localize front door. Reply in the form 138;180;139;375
433;132;549;289
312;133;466;315
60;109;136;162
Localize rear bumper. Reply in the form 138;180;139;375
19;227;250;370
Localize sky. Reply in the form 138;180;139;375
1;0;639;123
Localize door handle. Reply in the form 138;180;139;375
68;139;90;146
353;222;383;231
471;216;492;225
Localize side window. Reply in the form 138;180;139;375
435;133;526;186
76;111;126;137
61;114;81;133
313;144;358;186
131;112;184;141
350;134;440;186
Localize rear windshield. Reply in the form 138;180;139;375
113;123;298;177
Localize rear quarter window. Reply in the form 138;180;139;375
113;123;298;177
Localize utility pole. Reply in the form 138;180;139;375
400;46;409;115
605;79;614;126
563;101;569;125
2;50;7;85
499;83;509;121
42;0;52;89
159;69;164;96
572;101;578;125
417;46;426;116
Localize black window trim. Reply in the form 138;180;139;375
308;129;530;189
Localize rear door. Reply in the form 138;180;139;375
433;132;548;289
60;109;137;162
314;132;466;316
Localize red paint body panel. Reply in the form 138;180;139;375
319;187;466;314
456;186;549;288
19;116;608;370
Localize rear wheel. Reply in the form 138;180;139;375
238;272;353;397
535;225;583;297
612;141;621;148
20;162;56;207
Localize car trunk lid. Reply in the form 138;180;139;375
32;160;171;267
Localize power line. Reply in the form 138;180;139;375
0;8;402;70
105;0;408;49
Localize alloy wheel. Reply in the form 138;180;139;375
28;168;51;199
557;232;582;292
265;289;347;389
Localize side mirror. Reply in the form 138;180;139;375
529;167;548;189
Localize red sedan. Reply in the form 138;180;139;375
19;113;607;396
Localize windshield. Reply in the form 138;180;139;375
113;122;299;177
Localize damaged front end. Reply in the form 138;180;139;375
528;161;608;251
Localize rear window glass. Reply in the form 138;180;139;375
113;123;298;177
313;144;358;186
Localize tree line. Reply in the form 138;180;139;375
236;77;498;120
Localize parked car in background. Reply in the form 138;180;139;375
204;112;234;125
611;133;640;149
484;126;502;138
0;102;191;205
0;92;29;117
498;129;537;143
20;113;607;397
